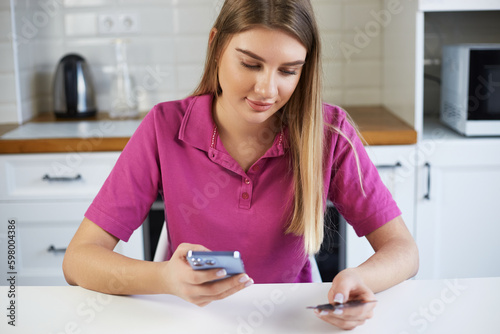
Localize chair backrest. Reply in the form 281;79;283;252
153;222;169;262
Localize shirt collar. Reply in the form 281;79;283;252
178;94;289;155
178;94;215;152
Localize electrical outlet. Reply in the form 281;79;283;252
98;13;140;35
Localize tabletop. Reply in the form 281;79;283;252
2;277;499;333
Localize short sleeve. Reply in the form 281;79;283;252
84;106;161;241
325;105;402;237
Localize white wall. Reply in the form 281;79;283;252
0;0;18;123
1;0;385;124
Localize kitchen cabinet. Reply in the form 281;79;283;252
0;152;144;286
381;1;500;279
415;122;500;279
345;145;416;268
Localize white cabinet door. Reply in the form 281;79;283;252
416;138;500;279
346;145;417;268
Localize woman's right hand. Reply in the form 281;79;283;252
162;243;254;307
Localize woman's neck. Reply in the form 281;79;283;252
213;98;279;145
212;97;281;171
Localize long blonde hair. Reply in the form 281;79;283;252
193;0;327;254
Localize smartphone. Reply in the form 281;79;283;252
186;250;246;276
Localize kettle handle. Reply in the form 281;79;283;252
63;57;78;116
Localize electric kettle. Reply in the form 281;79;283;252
53;54;97;118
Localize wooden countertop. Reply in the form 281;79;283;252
0;106;416;154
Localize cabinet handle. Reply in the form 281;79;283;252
424;162;431;200
375;162;402;169
42;174;82;182
47;245;67;254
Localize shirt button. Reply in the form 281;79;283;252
242;192;249;199
244;178;250;185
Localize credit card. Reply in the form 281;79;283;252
306;300;377;311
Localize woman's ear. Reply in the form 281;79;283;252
209;28;218;45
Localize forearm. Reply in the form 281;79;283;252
63;244;167;295
353;236;419;293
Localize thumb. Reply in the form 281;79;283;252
328;276;353;304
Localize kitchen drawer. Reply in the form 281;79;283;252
0;202;144;286
18;222;79;285
0;152;119;201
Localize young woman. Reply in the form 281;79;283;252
63;0;418;330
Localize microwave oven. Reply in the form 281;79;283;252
441;44;500;136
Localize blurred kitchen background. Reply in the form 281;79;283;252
1;0;390;124
1;0;500;284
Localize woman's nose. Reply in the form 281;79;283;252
254;71;278;99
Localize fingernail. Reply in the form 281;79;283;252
239;274;250;283
333;309;343;315
244;279;254;287
216;269;227;277
334;293;344;304
319;310;329;316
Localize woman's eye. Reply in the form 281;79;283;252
241;62;260;70
281;69;297;76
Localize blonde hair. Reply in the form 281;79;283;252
193;0;362;255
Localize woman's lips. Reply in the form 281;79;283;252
246;98;274;112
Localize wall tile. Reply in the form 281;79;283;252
0;104;18;123
341;31;382;61
34;39;64;68
0;11;12;43
344;87;382;106
344;60;382;88
4;0;388;123
175;36;208;64
343;2;383;31
0;73;18;104
323;61;343;89
176;64;203;92
323;89;343;107
136;7;174;35
313;1;342;32
65;13;98;36
174;4;217;34
0;43;15;73
126;37;175;66
16;3;65;39
321;32;343;61
64;0;118;7
0;0;11;11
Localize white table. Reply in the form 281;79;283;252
2;278;499;333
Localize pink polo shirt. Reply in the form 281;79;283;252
85;94;401;283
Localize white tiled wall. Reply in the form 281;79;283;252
2;0;385;124
0;0;18;123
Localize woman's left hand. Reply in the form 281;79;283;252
315;268;377;330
